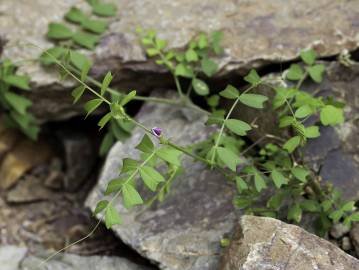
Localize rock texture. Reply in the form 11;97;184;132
1;0;359;121
0;245;151;270
221;215;359;270
86;92;237;270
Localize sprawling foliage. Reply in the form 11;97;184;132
0;60;39;139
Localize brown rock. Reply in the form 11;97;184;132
350;222;359;258
221;215;359;270
0;138;52;190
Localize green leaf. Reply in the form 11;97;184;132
217;147;240;172
271;169;288;188
320;105;344;126
235;176;248;192
139;166;165;191
329;209;343;222
175;63;194;78
321;200;332;212
72;31;100;49
207;95;219;107
136;134;154;153
304;126;320;138
211;31;224;55
92;3;117;17
72;86;85;104
40;47;67;65
105;204;122;228
201;58;218;77
185;49;198;62
84;98;103;117
94;200;108;215
300;49;316;65
155;38;167;50
225;119;251;136
286;64;304;81
348;212;359;222
294;105;313;119
206;110;225;125
234;197;252;209
288;204;302;223
156;147;182;166
219;85;239;99
283;136;301;153
120;90;137;106
3;75;30;90
300;200;320;212
65;7;88;24
239;94;268;109
341;201;355;212
100;71;112;96
198;34;208;49
254;172;267;192
267;192;285;210
47;23;73;40
291;167;309;183
98;112;112;129
105;178;125;195
192;78;209;96
244;69;261;86
307;64;325;83
99;132;114;156
82;18;108;34
122;184;143;208
70;51;92;71
146;48;159;57
121;158;138;174
273;87;297;109
4;92;32;115
279;116;295;128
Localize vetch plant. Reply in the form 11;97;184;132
39;30;358;265
0;59;39;139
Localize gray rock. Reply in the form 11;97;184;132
342;236;352;252
55;129;95;192
350;222;359;257
0;245;27;270
1;0;359;121
330;222;351;239
21;252;150;270
220;215;359;270
86;92;238;270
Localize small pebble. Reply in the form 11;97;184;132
330;223;350;239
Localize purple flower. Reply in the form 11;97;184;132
151;127;162;137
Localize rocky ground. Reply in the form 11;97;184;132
1;0;359;269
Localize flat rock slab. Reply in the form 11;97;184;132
86;93;237;270
1;0;359;121
221;215;359;270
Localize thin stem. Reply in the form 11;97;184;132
167;141;212;165
210;84;258;166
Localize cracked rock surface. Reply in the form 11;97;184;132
220;215;359;270
1;0;359;121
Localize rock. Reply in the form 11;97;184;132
21;252;151;270
1;0;359;121
6;175;54;203
0;245;152;270
342;236;352;252
0;245;27;270
0;138;53;190
350;222;359;257
86;92;237;270
330;223;351;239
220;215;359;270
55;129;95;192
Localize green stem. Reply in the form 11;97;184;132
167;141;212;165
